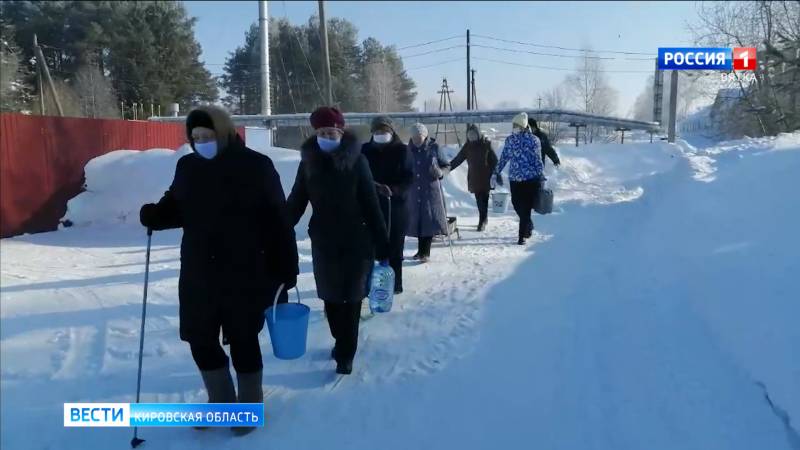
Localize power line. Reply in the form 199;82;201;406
472;42;654;62
471;33;655;57
406;57;466;71
472;56;652;73
472;43;618;60
397;35;462;51
402;45;465;59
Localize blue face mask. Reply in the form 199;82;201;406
317;136;341;152
194;141;218;159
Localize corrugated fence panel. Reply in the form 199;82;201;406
0;114;188;238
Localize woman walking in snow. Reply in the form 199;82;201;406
286;107;389;375
449;124;498;232
406;123;450;263
494;112;544;245
139;105;299;436
361;116;414;294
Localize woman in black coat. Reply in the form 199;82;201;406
406;123;450;262
361;116;414;294
139;105;299;435
286;107;389;375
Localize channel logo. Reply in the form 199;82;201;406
64;403;264;427
658;47;757;71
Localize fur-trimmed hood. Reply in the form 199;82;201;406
186;105;240;153
300;130;361;172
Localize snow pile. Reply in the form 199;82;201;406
62;146;193;227
678;131;800;182
61;145;302;229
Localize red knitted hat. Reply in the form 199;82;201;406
310;106;345;130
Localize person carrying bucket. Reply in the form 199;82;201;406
286;106;390;375
449;124;498;232
361;116;414;294
494;112;544;245
138;105;299;436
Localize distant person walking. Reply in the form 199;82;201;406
139;105;299;436
495;112;544;245
286;106;389;375
406;123;450;262
362;116;414;294
449;124;498;231
528;118;561;168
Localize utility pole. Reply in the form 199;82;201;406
435;78;461;146
652;57;664;124
33;34;63;116
471;69;477;109
259;1;271;116
538;97;542;109
318;0;333;105
466;29;471;111
667;70;678;143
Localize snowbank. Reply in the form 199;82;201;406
61;145;193;227
61;145;302;228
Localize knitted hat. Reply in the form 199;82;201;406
186;109;215;132
512;112;528;129
371;115;395;133
310;106;345;129
410;123;428;138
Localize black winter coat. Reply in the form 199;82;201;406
141;127;299;344
287;132;390;303
361;135;414;203
533;128;560;168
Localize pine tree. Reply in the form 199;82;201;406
0;11;32;112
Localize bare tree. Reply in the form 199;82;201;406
688;0;799;136
537;84;569;143
564;50;619;143
72;64;120;118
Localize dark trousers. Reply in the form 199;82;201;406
381;197;407;290
510;179;542;238
475;192;490;225
325;300;362;362
418;236;433;257
190;334;262;374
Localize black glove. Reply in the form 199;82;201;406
139;203;158;228
495;173;504;187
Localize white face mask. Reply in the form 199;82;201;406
194;141;218;159
373;133;392;144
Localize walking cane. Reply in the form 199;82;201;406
131;228;152;448
437;176;457;264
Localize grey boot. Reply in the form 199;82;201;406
231;370;263;436
194;366;236;430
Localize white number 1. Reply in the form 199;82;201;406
738;50;750;68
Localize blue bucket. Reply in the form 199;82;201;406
264;284;310;360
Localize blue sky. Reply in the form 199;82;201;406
184;1;700;116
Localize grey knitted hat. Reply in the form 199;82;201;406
371;115;395;133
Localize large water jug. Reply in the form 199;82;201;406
368;261;395;313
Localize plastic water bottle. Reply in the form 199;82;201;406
368;261;395;313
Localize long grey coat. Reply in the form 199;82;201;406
406;138;450;238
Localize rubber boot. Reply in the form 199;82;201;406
231;370;263;436
195;366;236;430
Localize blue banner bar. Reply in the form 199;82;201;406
658;47;732;70
129;403;264;427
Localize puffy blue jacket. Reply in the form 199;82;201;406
495;130;544;181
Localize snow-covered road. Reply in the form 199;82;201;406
2;133;798;449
